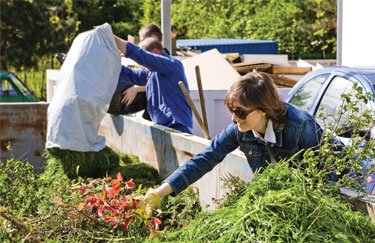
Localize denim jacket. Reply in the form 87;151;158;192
165;103;323;195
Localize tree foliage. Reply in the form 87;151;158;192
0;0;141;71
72;0;142;38
1;0;49;70
1;0;337;70
0;0;79;70
141;0;337;58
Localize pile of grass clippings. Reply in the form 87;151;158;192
110;163;163;188
150;160;375;243
45;146;120;179
119;153;142;165
158;187;202;232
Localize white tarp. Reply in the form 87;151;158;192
46;23;121;151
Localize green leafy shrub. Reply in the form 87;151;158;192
303;83;375;192
0;146;75;242
0;146;40;217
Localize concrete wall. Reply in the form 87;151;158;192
98;113;253;210
0;102;48;173
1;98;252;210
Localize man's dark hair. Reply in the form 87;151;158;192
139;23;163;42
139;37;163;54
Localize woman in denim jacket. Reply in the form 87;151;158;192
138;72;323;215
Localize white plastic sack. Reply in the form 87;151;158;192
46;23;121;151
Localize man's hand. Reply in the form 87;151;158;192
114;35;127;54
121;86;138;106
137;188;161;216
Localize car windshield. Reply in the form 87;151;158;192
289;74;330;112
9;74;32;96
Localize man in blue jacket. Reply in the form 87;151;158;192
115;35;193;134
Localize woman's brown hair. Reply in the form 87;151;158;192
225;71;287;130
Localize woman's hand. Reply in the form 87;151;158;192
137;188;161;216
137;183;174;216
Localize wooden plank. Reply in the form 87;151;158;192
367;203;375;222
232;63;272;75
272;66;312;75
179;81;211;140
267;73;298;87
243;54;289;66
195;65;209;135
232;61;265;67
176;50;198;57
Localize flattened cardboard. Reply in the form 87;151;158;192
181;48;241;91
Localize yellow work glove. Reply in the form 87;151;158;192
137;188;161;216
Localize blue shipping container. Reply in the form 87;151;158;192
176;38;278;55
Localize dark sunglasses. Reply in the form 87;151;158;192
229;106;257;120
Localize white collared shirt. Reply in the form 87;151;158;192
252;119;276;144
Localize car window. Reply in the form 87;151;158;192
289;74;329;112
1;79;19;97
315;76;369;125
9;74;32;96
